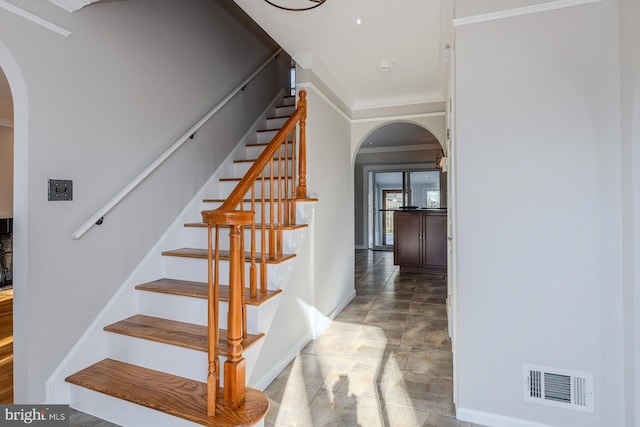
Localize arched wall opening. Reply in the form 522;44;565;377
0;39;29;403
352;120;446;250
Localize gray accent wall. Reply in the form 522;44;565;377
0;0;288;402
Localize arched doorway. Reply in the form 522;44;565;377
0;40;28;403
0;65;14;404
353;121;444;250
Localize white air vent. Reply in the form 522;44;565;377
523;364;594;412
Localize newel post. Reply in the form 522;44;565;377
201;209;254;412
296;90;308;199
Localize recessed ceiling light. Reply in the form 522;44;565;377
356;18;362;25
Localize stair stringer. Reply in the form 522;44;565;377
45;89;286;405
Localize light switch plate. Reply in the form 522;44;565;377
48;179;73;201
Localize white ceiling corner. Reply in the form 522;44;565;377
47;0;100;13
233;0;449;119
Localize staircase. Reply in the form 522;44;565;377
64;91;313;427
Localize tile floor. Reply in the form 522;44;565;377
264;249;482;427
70;249;480;426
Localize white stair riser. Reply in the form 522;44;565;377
108;334;208;382
106;333;264;385
275;105;295;116
138;291;263;333
233;158;295;177
244;144;294;160
177;226;299;255
70;386;203;427
256;130;279;144
162;256;288;289
265;116;289;129
175;221;305;254
209;179;295;200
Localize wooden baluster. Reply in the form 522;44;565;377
206;225;220;416
269;159;275;259
277;144;283;257
283;140;290;227
261;174;267;293
290;126;298;226
250;183;257;299
240;224;247;339
296;90;308;199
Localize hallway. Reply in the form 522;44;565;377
264;249;479;427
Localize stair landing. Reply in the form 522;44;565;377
66;358;269;426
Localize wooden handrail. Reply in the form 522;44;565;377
202;91;307;218
201;91;308;415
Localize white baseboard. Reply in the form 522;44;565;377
313;289;356;338
456;408;554;427
250;332;313;391
251;288;356;391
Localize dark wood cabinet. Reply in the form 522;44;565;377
393;209;447;272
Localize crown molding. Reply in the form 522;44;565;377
0;0;71;36
351;111;445;124
453;0;604;26
296;82;351;122
352;92;445;111
47;0;99;13
358;143;441;154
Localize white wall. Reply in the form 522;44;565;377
454;1;624;425
0;125;12;217
298;83;356;329
0;0;285;402
619;0;640;424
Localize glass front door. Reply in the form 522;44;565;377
371;169;441;249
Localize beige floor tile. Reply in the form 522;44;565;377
305;388;385;427
264;380;320;426
264;250;476;427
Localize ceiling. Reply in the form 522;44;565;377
40;0;451;115
0;0;451;148
361;122;439;149
232;0;451;118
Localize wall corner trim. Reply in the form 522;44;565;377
452;0;604;26
0;0;71;36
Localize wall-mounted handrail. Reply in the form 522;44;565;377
70;48;283;240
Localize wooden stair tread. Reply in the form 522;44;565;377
135;278;282;306
184;222;307;231
162;248;296;264
104;315;263;354
65;359;269;426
